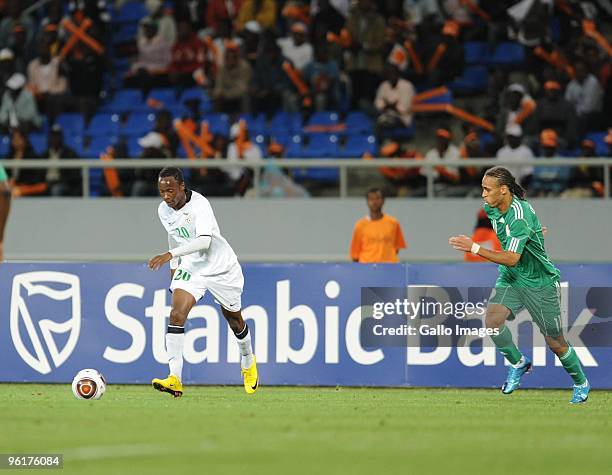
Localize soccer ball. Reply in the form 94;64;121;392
71;369;106;400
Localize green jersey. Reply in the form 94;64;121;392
0;164;7;182
484;197;560;287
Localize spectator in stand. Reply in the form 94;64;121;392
251;39;294;114
495;124;534;187
562;139;604;198
345;0;385;109
27;41;68;123
531;129;570;196
62;5;106;120
10;23;37;73
168;21;205;88
226;120;263;195
349;188;406;263
41;124;82;197
236;0;277;31
376;140;425;197
131;131;172;196
242;20;262;66
154;109;179;156
496;83;537;140
310;0;345;43
125;18;172;93
4;127;44;194
278;22;313;72
374;62;415;139
507;0;550;47
464;209;502;262
213;42;252;113
206;0;243;36
565;59;604;136
0;73;41;132
425;20;464;87
142;0;177;44
459;131;486;195
41;23;62;58
0;49;16;98
0;0;35;52
535;80;577;150
424;127;461;196
302;41;340;111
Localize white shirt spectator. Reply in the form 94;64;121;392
375;78;415;126
27;56;67;95
277;37;313;71
424;144;461;180
227;141;263;180
565;74;604;116
496;143;534;184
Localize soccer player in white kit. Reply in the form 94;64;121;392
148;167;258;397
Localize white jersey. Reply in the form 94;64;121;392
158;190;238;276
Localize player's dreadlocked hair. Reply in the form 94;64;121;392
158;167;184;184
484;166;526;200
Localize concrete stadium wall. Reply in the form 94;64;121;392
5;198;611;262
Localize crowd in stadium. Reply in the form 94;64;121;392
0;0;610;198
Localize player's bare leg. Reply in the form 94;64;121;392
221;307;258;394
152;289;195;398
545;334;589;403
486;304;531;394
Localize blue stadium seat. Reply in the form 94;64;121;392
64;134;84;156
585;131;608;156
464;41;490;66
203;113;230;137
420;89;453;104
269;111;302;134
345;111;373;134
0;135;9;156
116;2;148;23
100;89;144;113
147;88;179;108
380;124;416;142
237;114;266;135
55;113;85;134
113;23;139;44
87;136;117;158
303;134;339;158
340;135;377;158
87;113;121;136
491;42;525;66
285;134;304;157
180;87;212;113
29;133;48;155
307;111;340;127
449;66;489;94
121;112;156;136
127;136;143;157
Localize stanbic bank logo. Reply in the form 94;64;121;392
10;272;81;374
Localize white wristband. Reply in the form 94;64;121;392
471;242;481;255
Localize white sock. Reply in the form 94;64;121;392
512;355;526;368
235;325;254;369
166;326;185;381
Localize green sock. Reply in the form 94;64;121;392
559;346;587;385
490;325;523;365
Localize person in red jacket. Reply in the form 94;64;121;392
168;21;206;87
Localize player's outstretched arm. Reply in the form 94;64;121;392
449;234;521;267
148;235;212;271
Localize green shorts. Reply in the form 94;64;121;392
489;281;562;337
0;164;7;182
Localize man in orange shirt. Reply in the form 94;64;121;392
350;188;406;263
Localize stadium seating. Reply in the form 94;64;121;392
269;112;302;134
449;66;489;95
87;113;121;137
345;112;374;134
56;113;85;135
100;89;144;113
464;41;491;66
490;42;526;67
121;112;156;136
340;135;377;158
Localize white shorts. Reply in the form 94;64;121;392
170;262;244;312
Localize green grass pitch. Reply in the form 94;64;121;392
1;385;611;475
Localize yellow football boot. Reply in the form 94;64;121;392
241;358;259;394
152;374;183;398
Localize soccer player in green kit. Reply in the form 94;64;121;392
449;166;590;403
